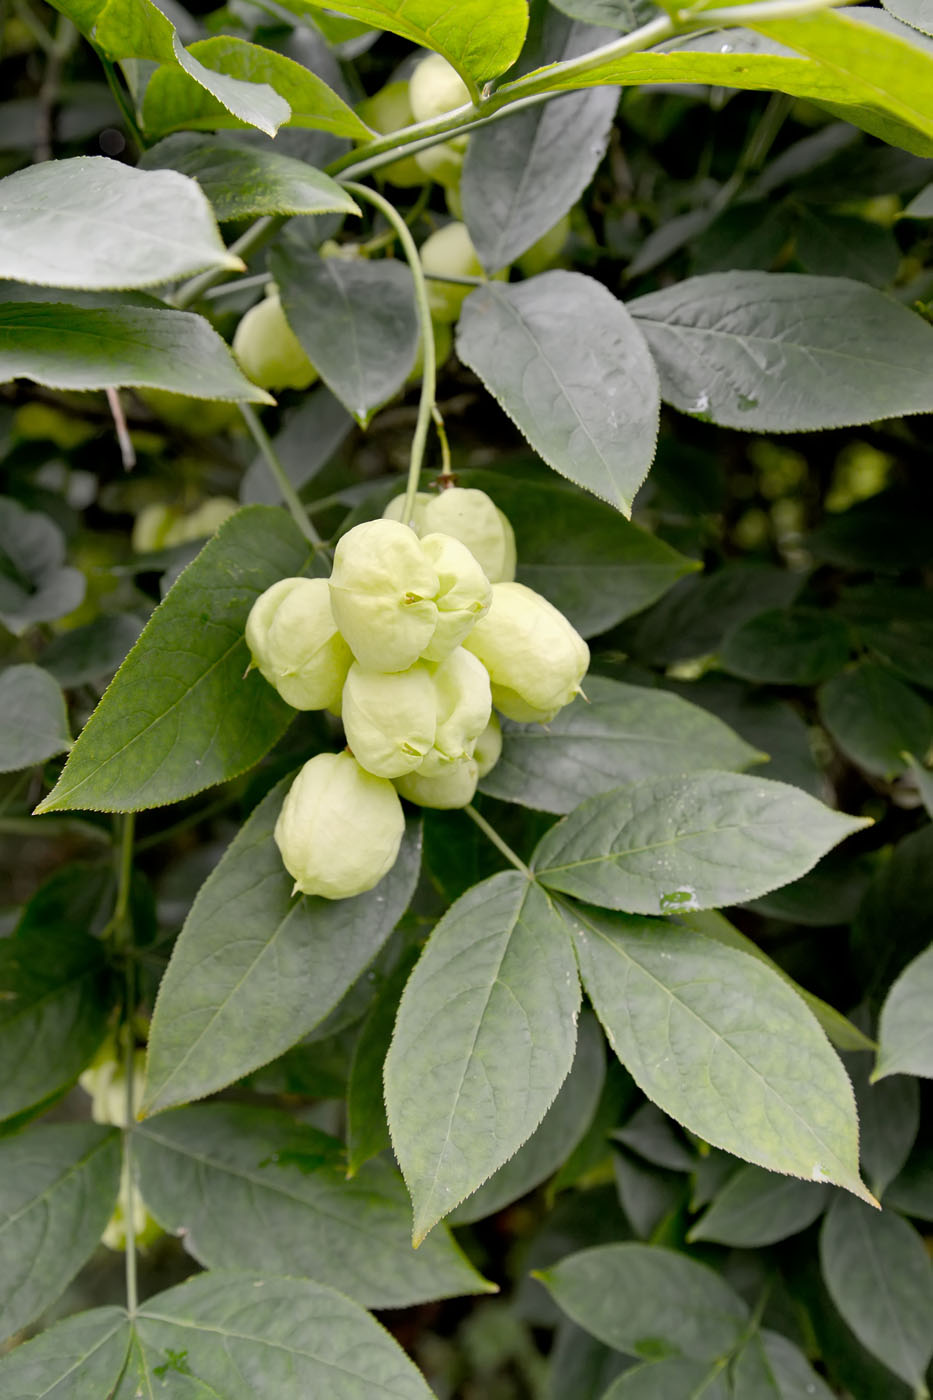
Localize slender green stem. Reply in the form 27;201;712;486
172;215;287;310
431;405;452;478
97;52;144;151
423;270;485;287
343;181;436;526
12;0;56;56
239;404;323;547
203;271;272;301
108;815;139;1316
464;804;534;879
690;0;846;21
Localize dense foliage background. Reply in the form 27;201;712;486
1;0;932;1395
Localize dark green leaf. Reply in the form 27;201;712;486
820;1193;933;1390
719;608;851;686
0;301;272;401
818;662;932;778
457;273;659;514
135;1103;491;1307
793;208;901;287
600;1357;730;1398
549;0;659;31
0;1123;121;1342
0;1306;131;1398
0;496;85;635
846;1050;919;1196
0;156;240;290
904;181;933;214
874;942;933;1081
36;508;309;814
0;664;70;772
241;388;354;505
536;1242;747;1362
630;272;933;431
480;677;760;816
613;1104;696;1173
346;951;417;1175
141;134;361;221
143;781;421;1114
730;1330;836;1400
385;872;580;1244
533;773;869;915
40;613;144;687
853;825;933;997
566;906;874;1203
688;1164;827;1248
272;243;418;425
624;566;800;667
840;584;933;687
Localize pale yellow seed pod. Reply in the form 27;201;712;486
79;1047;147;1127
342;661;437;778
418;647;491;777
473;712;502;778
396;755;479;810
463;581;589;723
232;292;318;392
162;496;238;546
274;752;405;899
419;532;492;662
330;520;440;672
101;1162;162;1252
408;52;471;123
245;577;352;711
420;488;517;583
382;491;433;532
419;222;484;324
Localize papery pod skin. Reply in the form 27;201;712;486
382;491;433;532
414;140;466;190
464;581;589;723
420;222;485;323
102;1162;162;1252
396;755;479;810
408;53;471;124
79;1047;147;1128
473;712;502;778
162;496;238;546
419;532;492;662
329;520;439;671
356;80;424;188
274;751;405;899
421;488;517;583
342;661;437;778
417;647;491;777
245;576;352;711
132;501;177;553
232;291;318;392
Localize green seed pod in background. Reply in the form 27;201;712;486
342;661;436;778
414;139;466;190
132;501;177;553
79;1045;147;1127
473;712;502;778
356;81;424;188
464;581;589;723
420;222;484;324
382;491;433;531
421;487;517;583
396;755;479;810
102;1162;163;1252
245;576;352;711
516;213;572;278
419;646;491;777
329;519;439;671
274;751;405;899
162;496;238;546
420;531;492;661
408;52;471;123
406;318;454;384
232;291;318;392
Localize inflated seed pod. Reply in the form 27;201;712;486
419;532;492;662
245;576;352;711
274;752;405;899
473;712;502;778
420;488;517;583
329;519;439;672
418;647;491;777
232;291;318;392
342;661;437;778
396;755;479;810
463;581;589;723
382;491;432;532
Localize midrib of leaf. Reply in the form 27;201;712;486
540;819;776;873
41;1314;130;1399
574;906;863;1190
0;1130;115;1237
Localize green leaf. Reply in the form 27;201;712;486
0;156;241;291
384;872;580;1244
874;942;933;1081
720;608;851;687
840;584;933;688
457;273;659;514
0;1306;131;1399
793;208;901;288
40;613;143;688
550;0;659;31
462;10;619;271
533;773;870;915
125;1273;436;1398
907;755;933;818
688;1164;827;1248
135;1103;491;1307
904;181;933;215
853;824;933;999
143;781;421;1114
885;0;933;37
730;1330;836;1400
0;664;70;772
458;470;699;638
140;134;361;222
536;1242;748;1362
820;1194;933;1390
141;36;371;141
0;497;85;635
847;1049;918;1198
625;565;799;668
0;301;272;402
36;508;308;814
279;0;529;91
0;1123;121;1342
346;951;417;1175
600;1357;730;1398
0;917;110;1121
271;243;418;426
630;273;933;431
449;1011;605;1224
480;677;762;816
818;662;932;778
241;387;354;506
565;906;875;1203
